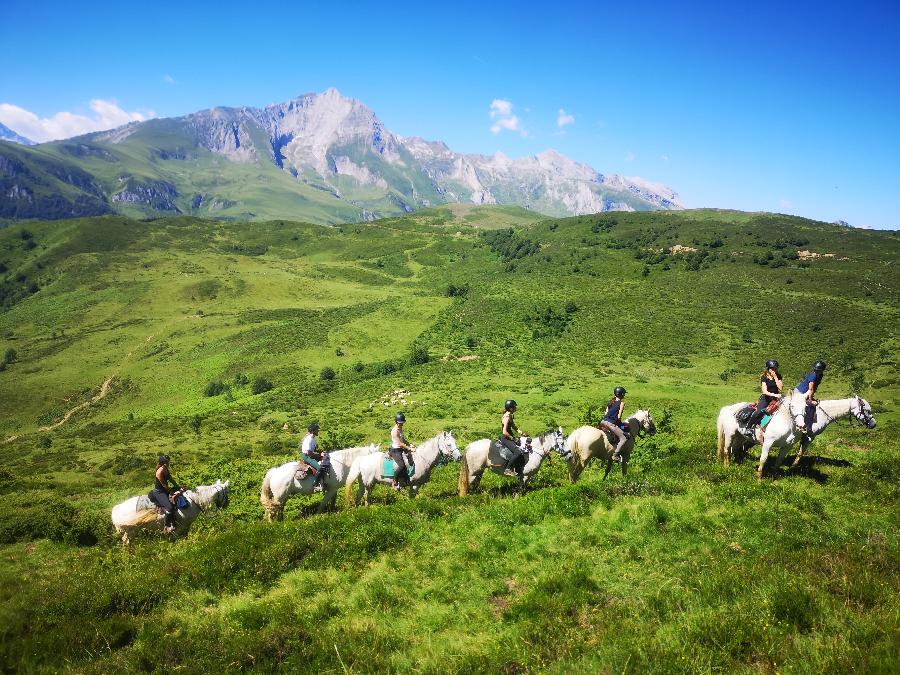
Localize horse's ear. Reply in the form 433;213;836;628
225;480;230;487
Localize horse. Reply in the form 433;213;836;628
345;432;459;507
458;427;568;496
756;396;876;478
260;444;380;521
565;409;656;483
717;401;764;466
111;479;230;546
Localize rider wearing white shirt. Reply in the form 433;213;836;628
300;422;329;489
389;413;416;489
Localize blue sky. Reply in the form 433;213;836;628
2;0;898;228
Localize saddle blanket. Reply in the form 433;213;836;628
381;457;414;478
490;440;529;470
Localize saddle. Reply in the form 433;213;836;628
381;457;414;479
294;461;313;482
734;404;757;425
490;438;530;470
597;422;630;446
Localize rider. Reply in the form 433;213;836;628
389;413;416;489
300;422;330;492
600;387;629;462
793;360;826;435
499;399;527;476
149;454;182;533
750;359;783;427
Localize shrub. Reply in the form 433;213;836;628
409;345;429;366
23;239;37;251
320;367;336;381
233;372;249;386
446;284;469;298
335;347;345;357
189;415;202;435
19;230;33;240
464;336;477;349
4;348;17;363
564;301;578;313
36;435;52;449
203;380;226;397
252;377;274;394
353;361;364;373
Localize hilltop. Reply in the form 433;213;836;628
0;89;681;224
0;206;897;671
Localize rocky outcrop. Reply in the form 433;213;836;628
112;178;180;212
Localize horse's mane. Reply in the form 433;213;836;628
330;444;378;465
534;427;559;442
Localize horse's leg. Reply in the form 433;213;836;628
363;482;372;507
621;459;628;477
774;443;792;473
756;438;775;479
470;470;483;493
602;459;613;480
791;437;811;468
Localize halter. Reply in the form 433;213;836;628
434;433;457;466
530;428;567;461
815;397;874;429
629;412;654;446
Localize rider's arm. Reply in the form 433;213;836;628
808;381;816;401
616;400;624;422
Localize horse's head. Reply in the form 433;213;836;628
441;431;461;461
853;397;877;429
634;409;657;436
215;479;231;509
552;426;572;461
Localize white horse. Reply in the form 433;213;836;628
565;410;656;483
717;401;766;466
345;432;459;507
260;444;380;521
756;396;876;478
458;427;568;496
111;480;230;546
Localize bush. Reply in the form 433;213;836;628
203;380;226;397
446;284;469;298
189;415;202;435
4;348;17;364
36;435;51;449
352;361;364;373
409;345;429;366
335;347;345;357
233;373;249;386
251;377;274;394
464;336;477;349
320;367;336;381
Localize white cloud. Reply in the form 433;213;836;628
0;99;156;143
660;154;669;163
778;198;793;210
624;151;635;162
556;108;575;128
163;74;176;84
489;98;525;136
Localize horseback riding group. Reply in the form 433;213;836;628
111;359;876;544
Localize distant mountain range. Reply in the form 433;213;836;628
0;122;35;146
0;89;682;223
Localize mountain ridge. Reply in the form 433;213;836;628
1;88;682;223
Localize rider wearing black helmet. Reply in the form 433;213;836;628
389;413;416;489
149;454;182;533
750;359;783;426
300;422;330;491
600;387;629;461
499;399;526;476
793;360;827;434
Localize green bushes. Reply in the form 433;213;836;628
251;377;274;394
204;380;227;397
0;491;108;545
320;367;335;381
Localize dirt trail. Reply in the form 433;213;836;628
38;376;115;432
2;332;154;444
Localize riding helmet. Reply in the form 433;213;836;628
158;454;170;466
813;360;827;372
308;422;320;433
766;359;779;370
395;413;406;423
504;399;517;411
614;386;627;398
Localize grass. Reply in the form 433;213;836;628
0;206;897;671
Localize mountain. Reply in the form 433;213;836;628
0;122;35;146
0;88;682;223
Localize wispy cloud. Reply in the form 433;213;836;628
163;74;176;84
490;99;525;136
778;198;793;210
0;99;156;143
624;151;636;162
556;108;575;128
660;154;669;163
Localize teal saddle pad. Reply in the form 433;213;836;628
382;457;414;478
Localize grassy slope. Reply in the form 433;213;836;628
0;207;897;672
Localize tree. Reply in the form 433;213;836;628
320;367;336;381
409;344;429;366
3;348;17;363
252;377;274;394
189;415;202;435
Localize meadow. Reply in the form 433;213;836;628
0;206;897;672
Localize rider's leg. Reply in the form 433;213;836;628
389;448;409;487
498;437;522;475
804;401;817;435
603;422;627;460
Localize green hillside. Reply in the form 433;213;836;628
0;207;897;671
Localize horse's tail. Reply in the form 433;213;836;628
567;435;582;483
458;451;470;496
717;417;726;462
260;469;278;515
344;458;361;508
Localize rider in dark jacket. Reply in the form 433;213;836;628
794;360;826;434
750;359;783;426
600;387;629;461
498;400;526;476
